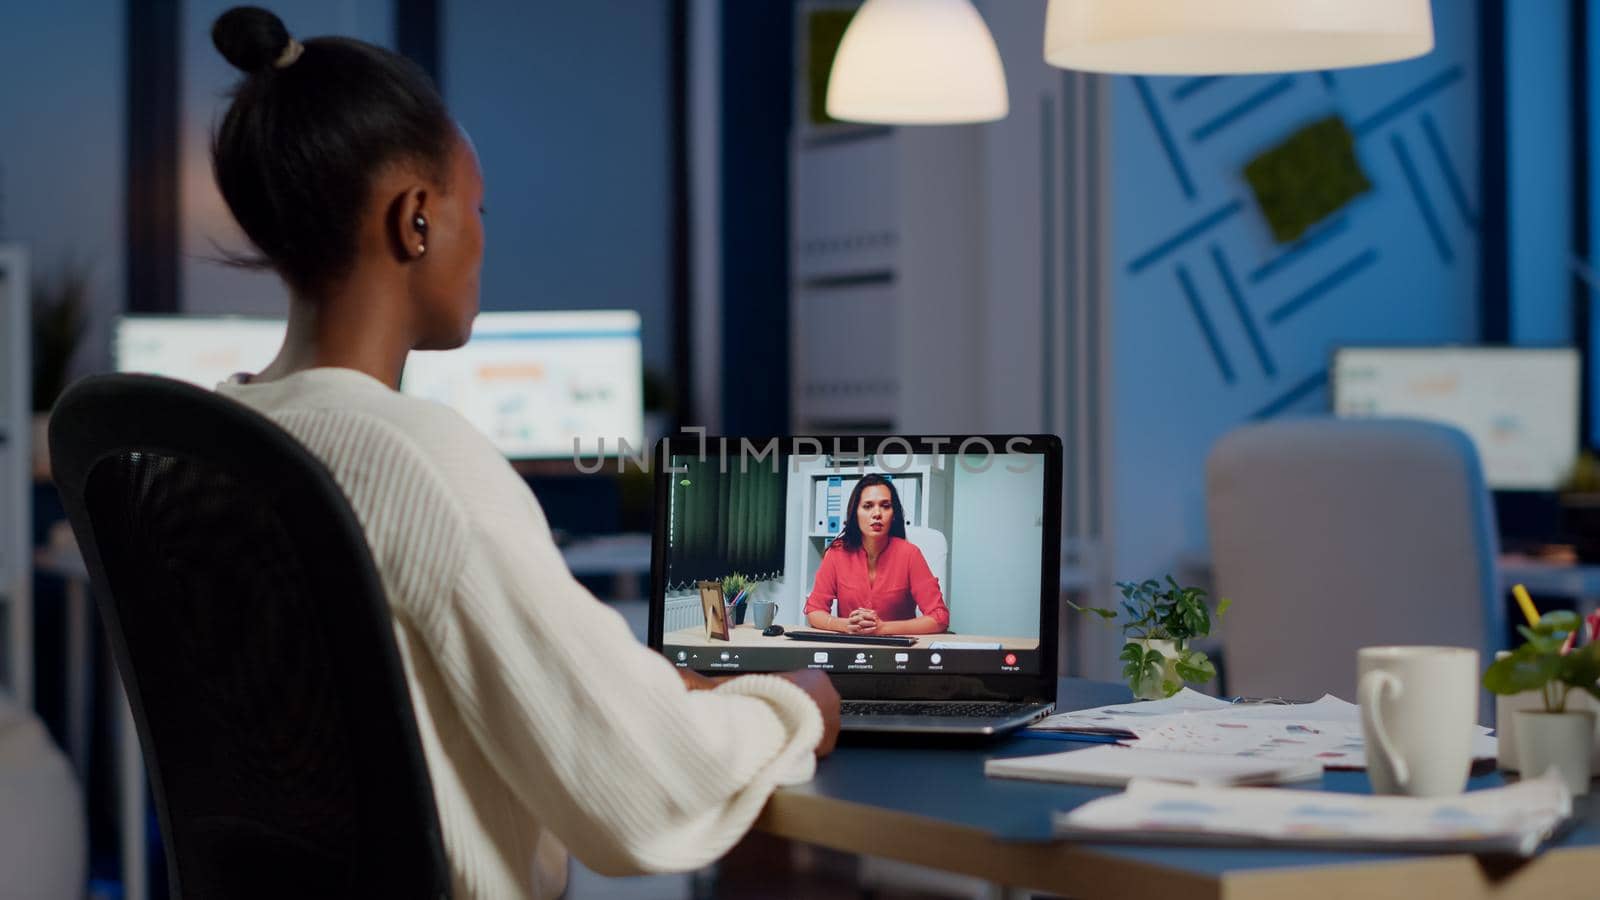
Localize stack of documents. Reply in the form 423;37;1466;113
986;745;1321;787
1032;687;1234;738
1030;689;1497;769
1055;770;1573;857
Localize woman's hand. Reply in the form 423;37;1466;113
677;669;729;691
847;608;880;634
776;669;840;757
684;668;839;758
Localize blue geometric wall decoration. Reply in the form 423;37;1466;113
1107;0;1481;580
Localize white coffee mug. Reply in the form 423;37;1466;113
1357;646;1479;797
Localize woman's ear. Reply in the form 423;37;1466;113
387;187;430;262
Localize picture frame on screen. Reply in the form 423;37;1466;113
700;581;730;642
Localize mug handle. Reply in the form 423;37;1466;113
1359;670;1409;789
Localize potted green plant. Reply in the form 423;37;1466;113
722;571;753;627
1484;610;1600;795
30;257;90;480
1072;577;1231;700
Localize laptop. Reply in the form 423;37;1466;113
648;435;1062;735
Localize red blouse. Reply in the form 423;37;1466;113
803;536;949;629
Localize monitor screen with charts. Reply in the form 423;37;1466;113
115;315;288;388
401;310;644;459
1331;346;1580;491
650;436;1061;679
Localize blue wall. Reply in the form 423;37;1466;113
1507;3;1574;348
1590;0;1600;446
0;2;125;375
182;0;394;319
444;0;674;371
1109;1;1483;579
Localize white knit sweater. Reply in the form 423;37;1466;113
217;368;821;899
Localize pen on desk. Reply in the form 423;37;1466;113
1018;730;1122;744
1513;584;1541;628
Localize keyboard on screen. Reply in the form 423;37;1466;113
841;701;1041;718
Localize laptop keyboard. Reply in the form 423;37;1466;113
841;701;1043;718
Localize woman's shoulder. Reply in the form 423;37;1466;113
890;535;928;561
224;367;515;497
888;534;915;550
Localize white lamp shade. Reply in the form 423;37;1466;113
826;0;1008;125
1043;0;1435;75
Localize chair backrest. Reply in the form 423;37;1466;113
903;525;949;599
50;375;449;899
1206;417;1503;706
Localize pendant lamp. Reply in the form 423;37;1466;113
1043;0;1435;75
825;0;1008;125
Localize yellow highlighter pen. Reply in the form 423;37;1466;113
1512;583;1541;628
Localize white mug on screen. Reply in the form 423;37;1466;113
1358;646;1479;797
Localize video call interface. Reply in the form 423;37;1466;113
659;445;1047;676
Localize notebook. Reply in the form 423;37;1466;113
985;745;1323;787
1055;771;1573;857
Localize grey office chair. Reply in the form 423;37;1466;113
50;374;450;899
1206;418;1504;707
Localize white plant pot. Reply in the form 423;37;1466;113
1514;709;1595;796
1493;650;1600;772
1131;638;1183;700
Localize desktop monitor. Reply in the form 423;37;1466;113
1330;346;1580;491
114;315;287;388
400;310;644;460
648;435;1062;700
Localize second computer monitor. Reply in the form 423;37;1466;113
114;315;287;388
1331;346;1580;491
401;310;644;459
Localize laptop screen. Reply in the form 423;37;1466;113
652;436;1059;681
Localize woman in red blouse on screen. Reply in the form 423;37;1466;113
804;474;950;635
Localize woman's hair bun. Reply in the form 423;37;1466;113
212;6;292;75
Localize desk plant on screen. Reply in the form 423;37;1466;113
722;571;752;626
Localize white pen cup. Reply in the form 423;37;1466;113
1357;646;1478;797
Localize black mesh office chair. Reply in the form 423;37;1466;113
50;374;450;899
